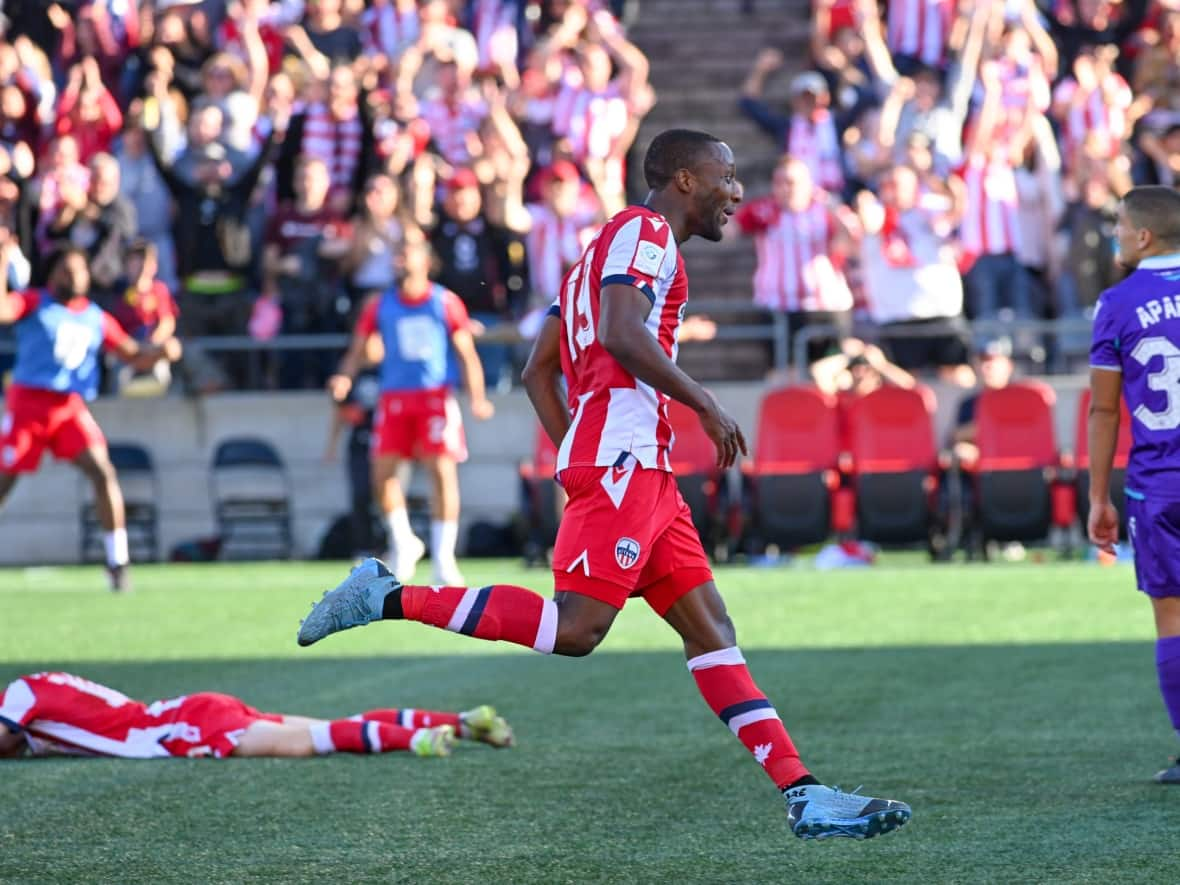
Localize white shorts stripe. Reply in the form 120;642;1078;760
686;646;747;672
400;709;414;729
366;721;382;753
727;707;780;736
533;600;558;654
445;588;481;633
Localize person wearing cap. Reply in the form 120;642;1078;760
428;165;528;389
490;150;602;335
739;49;843;193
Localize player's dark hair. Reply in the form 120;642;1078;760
1122;186;1180;247
643;129;723;190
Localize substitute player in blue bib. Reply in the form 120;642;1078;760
329;232;493;586
0;247;181;590
1089;185;1180;784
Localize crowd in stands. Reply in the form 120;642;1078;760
736;0;1179;387
0;0;647;391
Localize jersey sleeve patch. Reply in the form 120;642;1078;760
631;240;665;277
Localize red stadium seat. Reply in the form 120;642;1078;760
742;386;840;548
845;385;939;545
1074;388;1134;537
667;399;728;558
970;381;1062;543
519;426;561;564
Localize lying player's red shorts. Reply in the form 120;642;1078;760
161;692;282;759
372;388;467;461
0;385;106;474
551;458;714;615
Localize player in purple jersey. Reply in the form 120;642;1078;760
0;248;181;591
1089;185;1180;784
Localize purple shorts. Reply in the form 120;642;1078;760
1127;495;1180;598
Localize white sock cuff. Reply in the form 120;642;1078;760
388;508;413;540
309;722;335;755
686;646;746;672
532;599;558;654
104;529;129;568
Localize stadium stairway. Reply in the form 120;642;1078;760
628;0;813;380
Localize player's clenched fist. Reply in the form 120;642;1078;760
327;373;353;403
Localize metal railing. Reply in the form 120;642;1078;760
0;309;1094;391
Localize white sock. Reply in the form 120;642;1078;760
387;508;414;546
431;520;459;568
103;529;129;568
308;722;335;755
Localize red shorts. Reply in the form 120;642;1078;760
372;389;467;462
161;692;282;759
0;386;106;474
551;461;714;615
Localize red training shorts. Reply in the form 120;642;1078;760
372;389;467;462
551;459;714;615
0;385;106;474
161;692;282;759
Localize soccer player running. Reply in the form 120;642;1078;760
1088;185;1180;784
0;247;182;591
0;671;512;760
329;231;494;586
300;130;911;840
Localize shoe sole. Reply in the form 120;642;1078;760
297;560;386;647
794;808;911;841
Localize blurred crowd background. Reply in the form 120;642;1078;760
0;0;1173;394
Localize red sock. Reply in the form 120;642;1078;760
687;647;809;789
310;719;417;754
355;708;462;730
400;584;558;653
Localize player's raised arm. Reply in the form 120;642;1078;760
598;283;746;468
521;306;569;448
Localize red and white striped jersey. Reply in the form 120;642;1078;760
1052;73;1132;162
1;672;217;759
551;75;629;161
471;0;519;71
419;93;490;166
788;110;843;194
526;203;597;302
300;104;364;202
556;205;686;473
734;195;853;313
362;2;420;58
996;56;1052;114
886;0;954;67
958;154;1020;258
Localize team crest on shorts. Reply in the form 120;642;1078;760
615;537;641;569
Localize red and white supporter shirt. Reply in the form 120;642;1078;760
886;0;954;67
734;195;853;313
526;202;598;303
556;205;686;473
958;153;1020;258
0;672;236;759
1052;72;1133;162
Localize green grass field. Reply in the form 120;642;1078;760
2;558;1179;884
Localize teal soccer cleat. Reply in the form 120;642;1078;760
297;558;399;647
785;784;911;840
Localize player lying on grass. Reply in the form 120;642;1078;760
0;671;512;759
299;129;911;841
